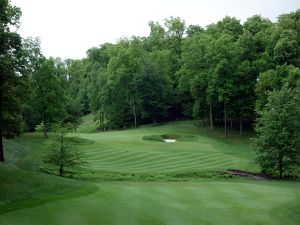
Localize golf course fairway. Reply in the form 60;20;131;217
0;120;299;225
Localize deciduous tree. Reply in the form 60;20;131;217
0;0;22;162
43;123;85;176
253;86;300;178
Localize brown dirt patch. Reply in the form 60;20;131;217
226;169;272;180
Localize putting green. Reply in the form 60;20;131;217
78;121;256;174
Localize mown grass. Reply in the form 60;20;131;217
0;164;98;214
0;118;299;225
77;121;257;176
0;180;299;225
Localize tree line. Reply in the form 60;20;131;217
1;0;299;177
67;12;300;135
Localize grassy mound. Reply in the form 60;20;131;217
160;133;181;139
142;135;164;142
65;137;95;145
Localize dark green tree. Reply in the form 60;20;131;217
137;56;171;125
86;44;111;129
207;34;242;137
0;0;22;162
65;99;83;133
253;86;300;178
43;123;85;176
256;65;300;111
32;58;66;137
178;32;213;127
20;37;44;132
107;38;145;127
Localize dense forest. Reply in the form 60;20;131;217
1;0;299;162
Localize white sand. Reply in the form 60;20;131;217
163;139;176;143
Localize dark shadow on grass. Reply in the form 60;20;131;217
0;182;98;215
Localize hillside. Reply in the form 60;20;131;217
0;120;299;225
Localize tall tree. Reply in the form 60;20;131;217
86;44;111;129
178;32;213;127
253;85;300;178
164;17;187;119
207;34;242;137
0;0;22;162
107;38;145;127
32;58;66;137
20;37;44;132
137;55;171;125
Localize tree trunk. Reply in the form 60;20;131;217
230;119;233;129
0;77;4;162
0;126;4;162
239;118;243;135
153;117;158;126
59;131;64;176
43;118;48;138
279;153;283;179
209;103;213;130
133;104;137;128
59;165;63;176
224;103;227;138
99;111;103;130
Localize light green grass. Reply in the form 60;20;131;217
78;121;257;175
0;180;299;225
77;113;100;133
0;120;299;225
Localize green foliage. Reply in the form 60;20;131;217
32;58;67;137
256;65;300;111
65;99;83;132
57;9;299;141
136;55;171;124
0;0;23;161
43;123;86;176
253;86;300;177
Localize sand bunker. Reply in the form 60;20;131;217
163;139;176;143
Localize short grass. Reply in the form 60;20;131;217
78;121;257;177
0;118;299;225
0;180;299;225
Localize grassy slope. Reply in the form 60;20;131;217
77;113;100;133
0;164;97;214
0;117;299;225
79;121;257;176
0;134;97;214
